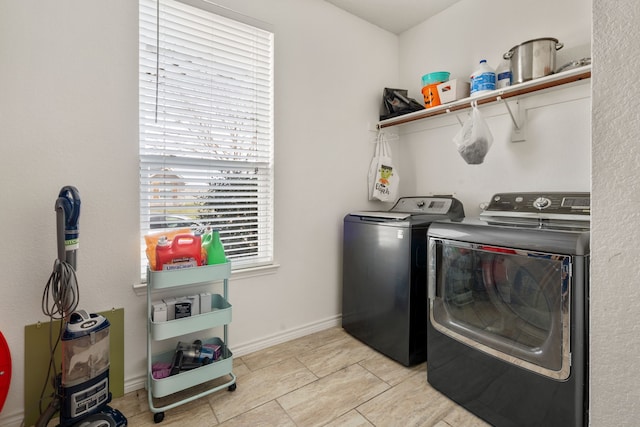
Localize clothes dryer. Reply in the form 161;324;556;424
342;196;464;366
427;192;590;427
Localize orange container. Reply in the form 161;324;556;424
422;83;442;108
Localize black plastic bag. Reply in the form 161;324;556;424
380;88;424;120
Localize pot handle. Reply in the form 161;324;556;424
503;50;514;60
556;41;564;50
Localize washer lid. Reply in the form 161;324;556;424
348;211;411;220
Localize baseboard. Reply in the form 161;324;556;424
4;316;344;425
0;411;23;427
232;314;342;357
124;314;342;394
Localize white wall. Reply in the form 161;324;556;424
591;1;640;425
0;0;397;423
0;1;140;422
394;0;592;216
4;0;636;425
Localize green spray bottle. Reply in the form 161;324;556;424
202;229;227;265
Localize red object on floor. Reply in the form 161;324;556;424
0;331;10;412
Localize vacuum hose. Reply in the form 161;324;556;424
35;395;60;427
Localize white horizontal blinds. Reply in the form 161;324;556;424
139;0;274;272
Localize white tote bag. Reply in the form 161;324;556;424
368;132;400;202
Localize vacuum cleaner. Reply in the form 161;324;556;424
36;186;127;427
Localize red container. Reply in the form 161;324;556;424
156;234;203;271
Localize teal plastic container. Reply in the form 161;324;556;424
421;71;450;87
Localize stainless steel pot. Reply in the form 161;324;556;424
504;37;564;84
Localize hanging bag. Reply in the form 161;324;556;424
453;102;494;165
368;132;400;202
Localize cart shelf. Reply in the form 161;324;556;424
150;337;234;398
147;263;231;290
149;294;231;341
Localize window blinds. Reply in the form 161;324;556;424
139;0;274;273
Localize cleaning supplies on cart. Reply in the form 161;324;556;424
146;226;229;270
202;229;227;265
155;294;208;321
168;340;221;376
470;59;496;96
145;228;190;270
156;234;203;271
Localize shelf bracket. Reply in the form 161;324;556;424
446;108;465;127
498;97;526;142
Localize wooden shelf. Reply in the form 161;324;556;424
377;65;591;129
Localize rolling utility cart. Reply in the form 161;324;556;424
146;263;236;423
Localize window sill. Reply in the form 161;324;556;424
132;262;281;297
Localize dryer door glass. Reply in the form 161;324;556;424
428;238;571;380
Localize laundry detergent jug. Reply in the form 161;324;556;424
202;229;227;265
156;234;203;271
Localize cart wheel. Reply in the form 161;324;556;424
154;411;165;423
228;383;237;392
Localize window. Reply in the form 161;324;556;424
139;0;274;276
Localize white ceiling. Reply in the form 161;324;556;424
325;0;462;34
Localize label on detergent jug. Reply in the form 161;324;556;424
163;259;198;271
471;72;496;93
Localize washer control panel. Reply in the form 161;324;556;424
350;196;465;222
483;192;590;219
391;197;453;215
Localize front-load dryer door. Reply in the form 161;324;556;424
428;238;572;380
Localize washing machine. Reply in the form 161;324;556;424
342;196;465;366
426;192;590;427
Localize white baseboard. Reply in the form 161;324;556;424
232;314;341;357
0;411;23;427
1;316;343;425
124;314;342;394
0;315;342;427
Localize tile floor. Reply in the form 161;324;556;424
109;327;490;426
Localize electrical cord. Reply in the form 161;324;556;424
37;259;80;417
42;259;80;319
